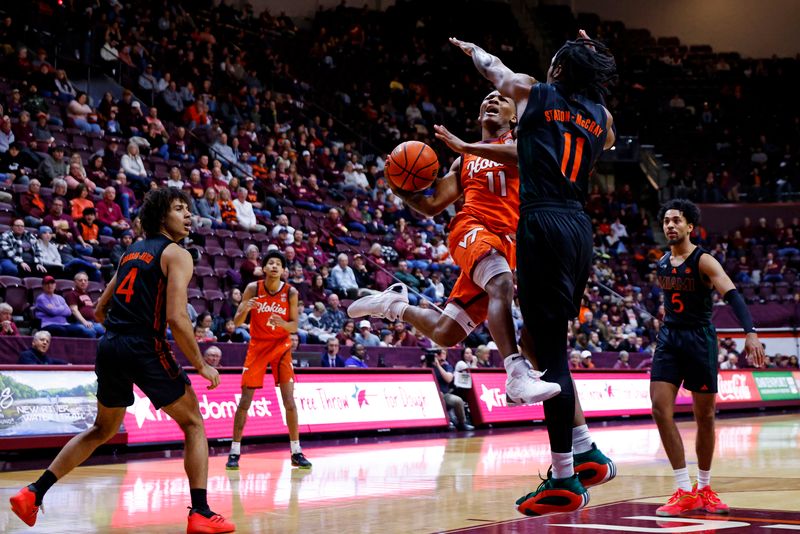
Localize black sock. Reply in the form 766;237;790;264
30;470;58;506
190;488;210;514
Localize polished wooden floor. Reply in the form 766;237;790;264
1;413;798;533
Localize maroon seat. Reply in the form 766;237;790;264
187;287;203;299
212;255;231;270
194;266;214;278
189;296;208;315
3;285;29;315
202;275;220;291
55;280;74;293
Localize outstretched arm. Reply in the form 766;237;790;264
450;37;535;108
699;254;765;367
390;157;463;217
434;125;517;166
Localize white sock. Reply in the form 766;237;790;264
697;469;711;489
230;442;241;455
572;424;594;455
389;301;409;320
290;440;302;455
551;451;574;479
674;467;692;491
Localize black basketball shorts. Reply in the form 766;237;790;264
516;202;593;324
96;332;191;410
651;324;719;393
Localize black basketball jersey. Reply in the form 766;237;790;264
517;83;609;207
657;247;713;327
105;235;174;336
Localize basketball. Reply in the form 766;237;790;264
385;141;439;192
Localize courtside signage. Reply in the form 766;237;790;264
124;373;285;444
279;373;448;431
124;371;447;444
468;370;796;425
0;370;98;437
753;371;800;401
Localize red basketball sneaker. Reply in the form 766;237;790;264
696;485;730;514
187;509;236;533
9;486;41;527
655;488;701;516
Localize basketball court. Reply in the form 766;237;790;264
1;412;797;533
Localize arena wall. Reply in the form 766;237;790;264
545;0;800;58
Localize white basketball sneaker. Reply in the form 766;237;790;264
347;283;409;321
504;355;562;406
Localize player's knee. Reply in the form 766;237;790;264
693;407;715;427
651;401;672;422
282;394;297;412
485;273;514;301
91;422;119;442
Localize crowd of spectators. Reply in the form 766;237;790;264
0;2;797;373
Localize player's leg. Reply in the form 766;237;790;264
686;326;728;514
692;392;716;474
516;315;586;516
691;391;727;513
403;304;468;347
651;380;700;517
11;332;135;526
10;402;126;526
232;387;256;443
521;327;615;487
274;350;312;468
161;384;235;532
228;342;269;469
226;386;256;470
650;381;686;470
514;210;592;516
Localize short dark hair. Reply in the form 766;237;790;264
263;250;287;269
552;38;617;103
139;187;191;237
658;198;701;226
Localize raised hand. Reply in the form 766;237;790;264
434;124;467;153
449;37;477;57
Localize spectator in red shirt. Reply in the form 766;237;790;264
63;271;104;336
96;186;130;234
392;321;420;347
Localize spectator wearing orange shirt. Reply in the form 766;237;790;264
69;184;94;220
76;208;102;248
19;179;46;227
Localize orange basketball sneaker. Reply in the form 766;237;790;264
695;484;730;514
655;487;701;516
187;509;236;533
9;486;40;527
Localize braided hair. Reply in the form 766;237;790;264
551;37;617;104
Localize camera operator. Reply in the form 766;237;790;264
424;348;474;431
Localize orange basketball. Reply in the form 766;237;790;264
385;141;439;192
